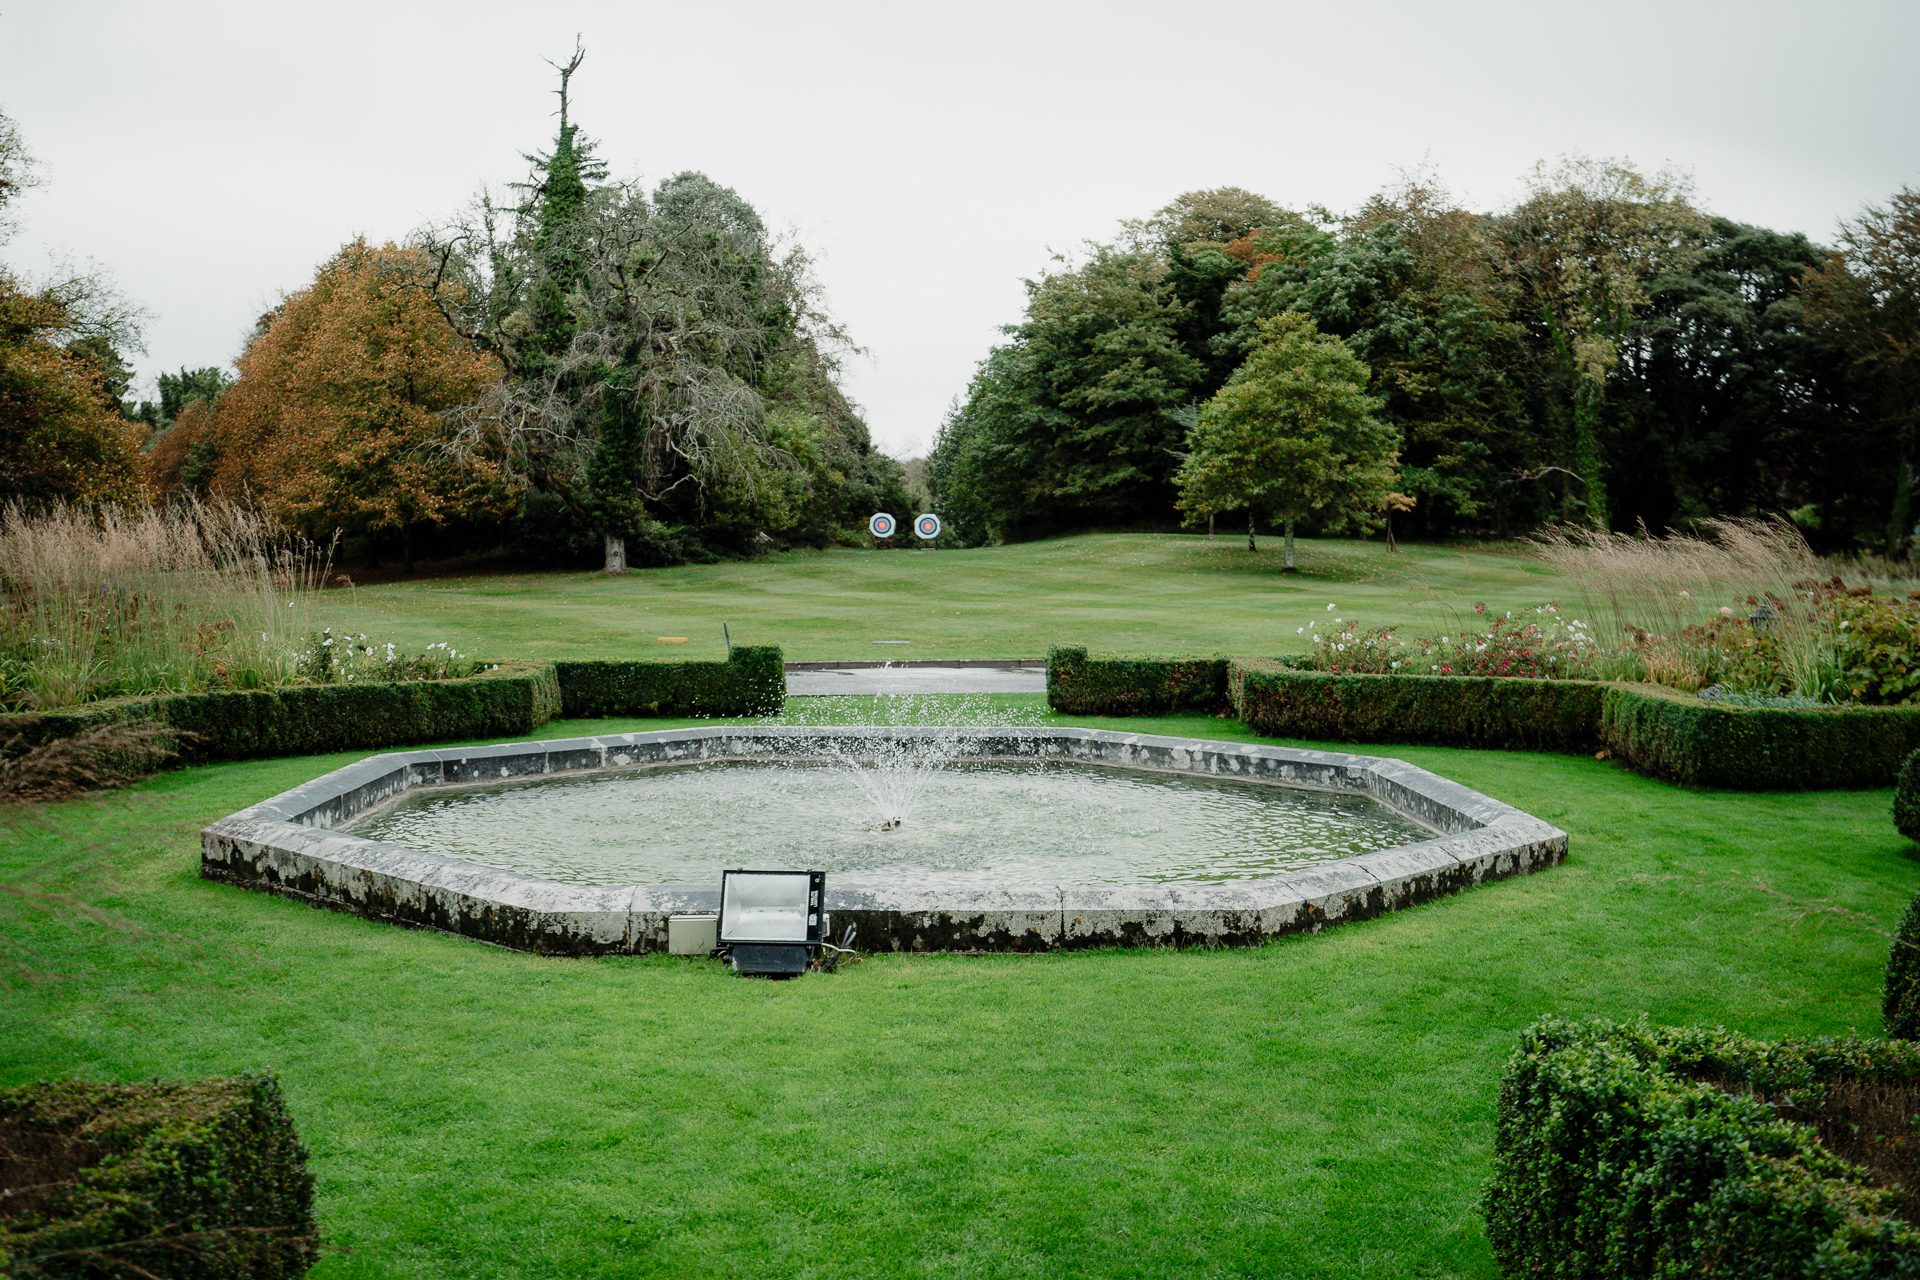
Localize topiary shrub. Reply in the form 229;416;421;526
1484;1017;1919;1277
1896;748;1920;840
0;1071;318;1278
1888;888;1920;1040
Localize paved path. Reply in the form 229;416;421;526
785;664;1047;695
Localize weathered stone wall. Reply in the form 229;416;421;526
201;728;1567;955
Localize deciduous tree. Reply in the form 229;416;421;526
1492;156;1706;528
207;238;512;569
1803;187;1920;555
1174;313;1399;567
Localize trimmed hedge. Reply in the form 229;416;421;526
1045;646;1230;716
0;661;561;767
1597;682;1920;790
0;1071;317;1278
1227;658;1604;751
1890;888;1920;1041
1042;651;1920;789
1484;1017;1918;1278
555;646;786;719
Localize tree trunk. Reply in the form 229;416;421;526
603;533;627;576
1208;513;1214;540
1891;458;1914;561
1246;511;1256;553
1573;381;1608;529
1284;520;1296;570
401;523;414;576
1386;511;1397;553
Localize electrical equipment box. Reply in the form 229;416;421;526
667;913;718;955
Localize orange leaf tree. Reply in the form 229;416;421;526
0;271;148;507
208;238;515;567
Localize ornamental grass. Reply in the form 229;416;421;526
0;499;332;710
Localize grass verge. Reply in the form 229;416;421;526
315;533;1572;664
2;696;1913;1278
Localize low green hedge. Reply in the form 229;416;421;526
555;646;786;719
0;1071;318;1278
1227;659;1604;751
1045;650;1920;789
0;661;561;767
1045;646;1230;716
1484;1017;1918;1278
1597;683;1920;789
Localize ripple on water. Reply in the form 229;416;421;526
348;759;1434;888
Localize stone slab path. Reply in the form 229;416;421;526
784;662;1046;695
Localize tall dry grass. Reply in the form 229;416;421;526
0;500;333;709
1533;518;1839;696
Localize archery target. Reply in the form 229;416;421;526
868;512;896;538
914;513;942;540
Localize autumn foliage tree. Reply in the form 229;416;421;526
0;109;147;507
205;238;513;568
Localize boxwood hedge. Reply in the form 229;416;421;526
1889;887;1920;1042
555;646;785;718
1484;1017;1918;1278
0;1071;317;1279
0;647;791;772
1227;659;1604;751
1046;646;1230;716
1897;749;1920;841
1597;682;1920;790
0;661;561;766
1047;652;1920;789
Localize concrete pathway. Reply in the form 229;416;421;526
785;662;1046;695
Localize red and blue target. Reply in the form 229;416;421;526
914;513;942;540
868;512;896;539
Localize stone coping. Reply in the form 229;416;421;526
200;726;1567;955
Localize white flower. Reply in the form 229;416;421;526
1327;603;1335;611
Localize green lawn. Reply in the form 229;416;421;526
3;696;1912;1278
318;534;1568;662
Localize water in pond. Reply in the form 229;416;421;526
347;759;1434;887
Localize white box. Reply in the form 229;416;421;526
668;914;717;955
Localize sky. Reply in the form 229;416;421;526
3;0;1916;459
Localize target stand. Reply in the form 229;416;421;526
869;511;896;549
914;513;942;548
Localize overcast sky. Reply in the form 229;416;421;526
4;0;1916;458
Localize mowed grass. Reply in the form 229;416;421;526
3;696;1914;1278
318;534;1568;662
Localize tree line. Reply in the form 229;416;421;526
927;168;1920;555
0;49;912;573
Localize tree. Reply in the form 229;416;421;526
414;47;854;573
1491;156;1706;528
206;238;513;570
1127;187;1301;251
924;246;1202;541
1601;218;1850;536
1174;313;1399;568
1220;180;1541;537
0;274;149;506
0;108;148;507
1802;187;1920;556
